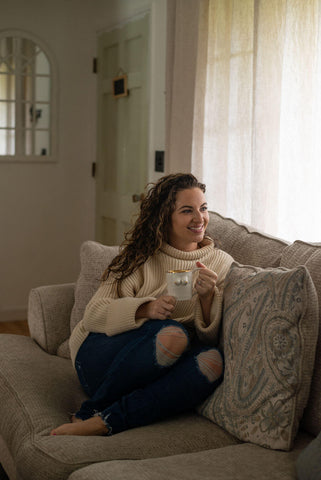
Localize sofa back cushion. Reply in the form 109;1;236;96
70;241;119;333
280;241;321;436
207;211;288;268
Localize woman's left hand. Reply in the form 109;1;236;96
195;261;218;299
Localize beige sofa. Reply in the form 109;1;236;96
0;211;320;480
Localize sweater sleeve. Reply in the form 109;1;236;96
194;286;223;345
193;252;233;345
82;276;156;336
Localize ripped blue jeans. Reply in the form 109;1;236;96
74;319;223;435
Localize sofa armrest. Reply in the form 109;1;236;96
28;283;75;355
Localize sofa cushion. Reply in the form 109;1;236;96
207;211;288;268
0;335;240;480
198;263;319;451
280;241;321;436
57;242;119;358
296;431;321;480
28;283;75;358
70;241;119;333
68;434;312;480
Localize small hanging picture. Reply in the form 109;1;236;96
112;74;128;98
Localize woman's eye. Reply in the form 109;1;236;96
200;206;208;212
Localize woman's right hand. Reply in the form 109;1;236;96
136;295;176;320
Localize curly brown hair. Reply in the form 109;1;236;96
102;173;206;291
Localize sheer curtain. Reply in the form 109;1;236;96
200;0;321;242
166;0;321;242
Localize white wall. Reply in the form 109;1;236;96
0;0;167;320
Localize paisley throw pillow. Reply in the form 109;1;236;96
198;263;319;451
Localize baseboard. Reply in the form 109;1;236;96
0;308;27;322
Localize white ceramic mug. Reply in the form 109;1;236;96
166;269;199;300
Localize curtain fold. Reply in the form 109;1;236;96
165;0;207;175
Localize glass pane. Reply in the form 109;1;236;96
23;129;50;155
0;73;15;100
0;102;15;127
21;39;36;75
23;103;49;128
21;38;34;54
35;103;50;128
21;39;36;60
21;75;33;101
36;50;50;75
35;130;50;155
7;55;15;73
0;128;15;154
24;129;32;155
23;102;33;129
35;76;50;102
0;60;12;73
0;37;8;54
0;37;14;70
22;61;32;76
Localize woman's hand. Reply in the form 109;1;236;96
195;261;218;299
195;261;218;326
136;295;176;320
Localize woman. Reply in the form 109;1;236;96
51;173;234;436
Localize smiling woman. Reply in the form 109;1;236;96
168;188;209;251
50;173;235;437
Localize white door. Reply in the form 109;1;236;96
96;14;149;245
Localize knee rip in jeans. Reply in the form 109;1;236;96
155;325;188;367
196;349;223;383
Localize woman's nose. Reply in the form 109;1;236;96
193;210;203;221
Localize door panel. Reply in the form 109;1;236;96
96;14;149;245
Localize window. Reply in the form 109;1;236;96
0;31;56;161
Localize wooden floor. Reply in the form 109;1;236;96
0;320;30;336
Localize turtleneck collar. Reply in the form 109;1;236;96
160;236;214;260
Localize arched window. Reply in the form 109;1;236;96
0;31;57;161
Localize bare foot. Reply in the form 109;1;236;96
71;415;83;424
50;416;109;436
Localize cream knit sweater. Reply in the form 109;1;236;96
69;239;234;365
